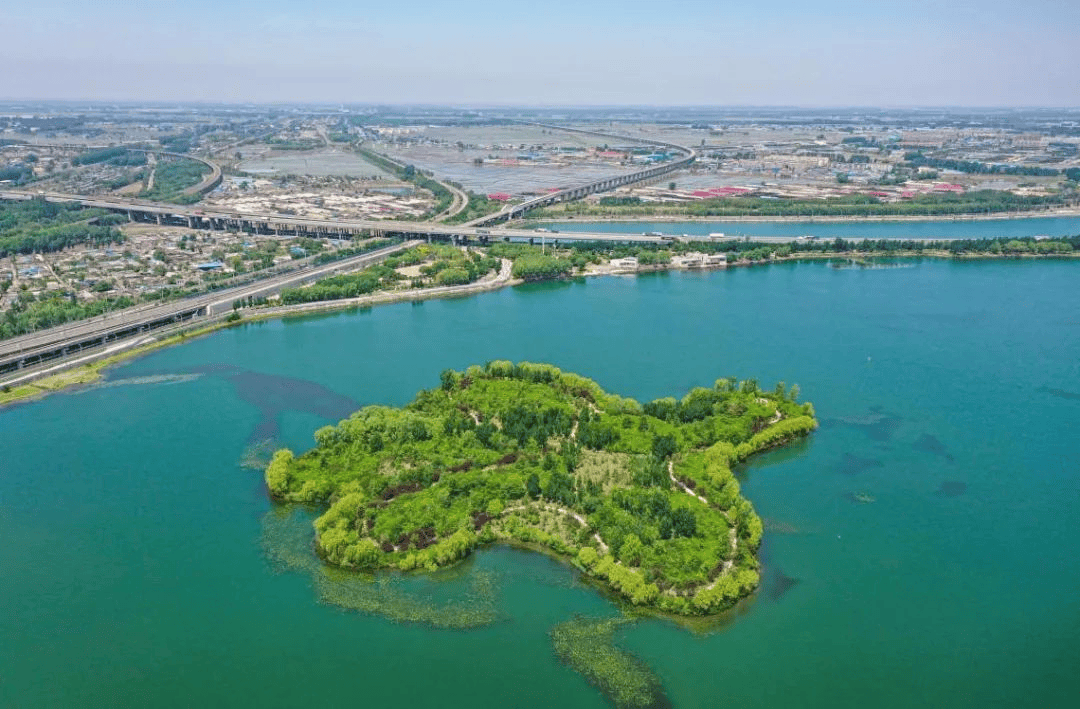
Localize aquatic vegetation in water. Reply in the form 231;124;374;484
260;506;501;629
1040;387;1080;401
549;616;670;709
913;433;955;462
762;519;804;535
936;481;967;497
823;407;903;442
769;568;800;600
829;259;917;270
187;364;359;442
240;439;278;470
76;373;202;392
836;453;884;475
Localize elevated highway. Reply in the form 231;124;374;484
465;122;697;227
0;189;671;243
0;240;415;377
0;190;963;247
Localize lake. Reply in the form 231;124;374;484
2;259;1078;708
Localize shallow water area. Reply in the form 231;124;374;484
2;258;1078;708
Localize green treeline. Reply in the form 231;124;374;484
159;134;193;153
0;224;122;258
537;189;1071;219
311;239;400;265
354;148;455;218
599;196;644;206
266;362;816;615
0;199;124;258
443;191;505;224
486;242;580;281
280;263;400;304
140;159;211;204
567;235;1080;262
511;254;574;281
72;147;148;167
713;235;1079;259
279;242;497;305
0;165;34;185
1;293;135;340
266;138;323;151
904;152;1077;179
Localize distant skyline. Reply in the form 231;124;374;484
2;0;1078;106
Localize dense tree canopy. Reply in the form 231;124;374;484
267;362;817;615
0;199;124;258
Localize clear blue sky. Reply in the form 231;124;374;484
2;0;1078;105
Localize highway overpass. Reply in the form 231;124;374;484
0;189;678;244
465;122;697;227
0;191;968;248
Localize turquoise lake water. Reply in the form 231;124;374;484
534;216;1080;240
2;259;1078;707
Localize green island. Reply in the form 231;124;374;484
265;361;816;616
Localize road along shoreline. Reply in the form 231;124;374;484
2;249;1076;408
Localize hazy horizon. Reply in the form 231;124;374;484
2;0;1078;107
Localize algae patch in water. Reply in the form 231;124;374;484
240;439;278;470
260;506;501;629
550;616;670;709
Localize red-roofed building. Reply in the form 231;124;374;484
487;193;511;201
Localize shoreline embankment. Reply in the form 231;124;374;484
525;205;1080;225
2;251;1076;408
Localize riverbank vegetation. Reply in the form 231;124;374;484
533;189;1072;219
278;243;500;305
565;234;1080;264
266;362;816;616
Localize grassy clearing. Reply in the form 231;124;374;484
575;449;634;493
